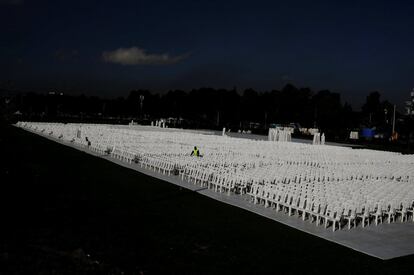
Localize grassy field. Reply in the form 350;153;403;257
1;123;413;274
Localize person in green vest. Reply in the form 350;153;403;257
191;146;200;157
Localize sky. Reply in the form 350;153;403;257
1;0;413;108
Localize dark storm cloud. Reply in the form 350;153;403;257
0;0;23;5
102;47;189;65
53;49;79;62
281;74;294;82
1;0;413;107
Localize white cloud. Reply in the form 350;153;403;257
102;47;188;65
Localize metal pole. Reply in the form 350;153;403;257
139;95;144;120
392;104;396;134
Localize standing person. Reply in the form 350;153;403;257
191;146;200;157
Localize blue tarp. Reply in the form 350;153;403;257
361;128;375;138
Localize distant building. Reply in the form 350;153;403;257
405;89;414;116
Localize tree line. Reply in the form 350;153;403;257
1;84;410;141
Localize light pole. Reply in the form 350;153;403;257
139;95;144;120
392;104;396;135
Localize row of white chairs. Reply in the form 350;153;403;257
17;121;414;231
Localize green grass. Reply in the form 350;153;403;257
0;124;413;274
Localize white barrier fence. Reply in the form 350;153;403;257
268;128;292;142
313;133;325;145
